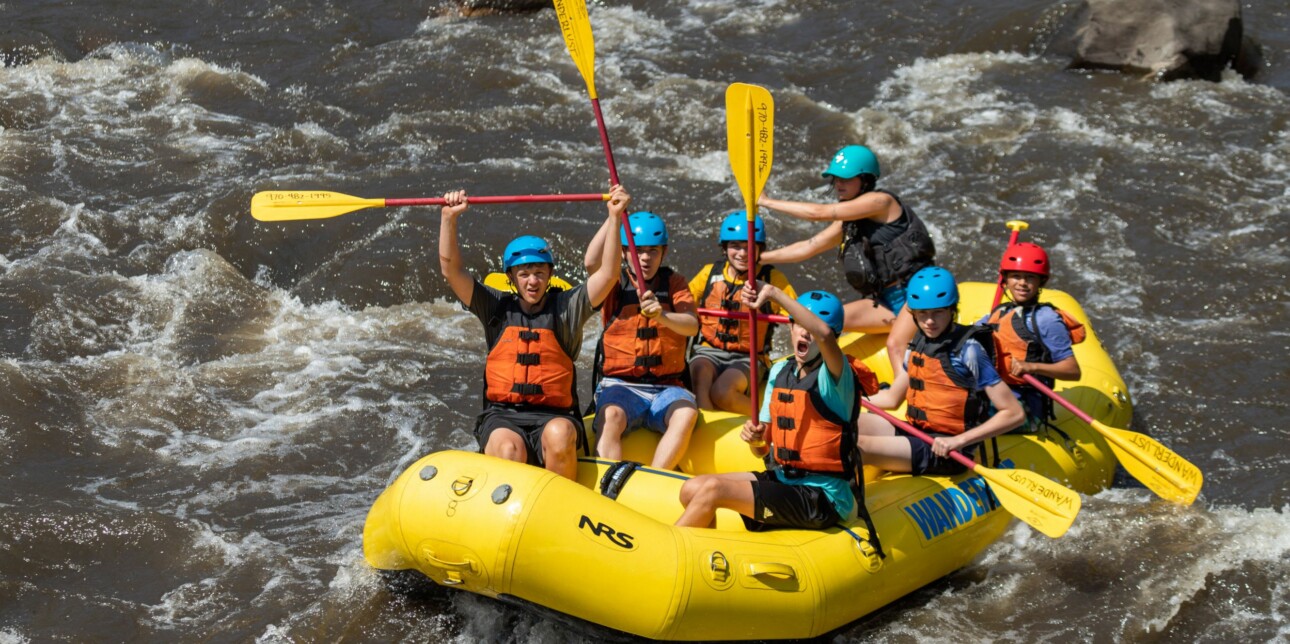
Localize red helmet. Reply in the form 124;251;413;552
999;242;1050;278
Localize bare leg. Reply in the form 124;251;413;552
710;367;752;416
652;400;698;470
595;404;628;460
484;429;526;463
885;305;916;377
689;358;718;410
541;417;579;480
676;472;757;528
856;413;914;473
843;298;896;335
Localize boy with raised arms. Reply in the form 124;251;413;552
584;211;700;470
438;185;630;480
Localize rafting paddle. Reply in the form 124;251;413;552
726;82;774;418
551;0;645;290
860;399;1082;538
991;220;1030;309
1023;374;1202;505
250;190;611;222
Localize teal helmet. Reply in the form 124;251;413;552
502;235;554;270
821;145;881;180
719;211;765;244
796;290;845;336
906;266;959;310
622;211;669;246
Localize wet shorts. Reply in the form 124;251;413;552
877;284;907;315
689;345;766;385
594;378;696;433
905;431;979;476
744;470;842;530
475;407;581;466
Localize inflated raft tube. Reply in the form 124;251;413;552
363;282;1133;640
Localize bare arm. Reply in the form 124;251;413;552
585;185;629;307
584;208;617;275
437;190;475;306
1012;355;1081;382
759;220;844;264
932;382;1025;457
759;191;895;223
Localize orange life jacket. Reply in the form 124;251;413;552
986;302;1086;387
905;324;994;436
483;290;577;412
767;359;857;475
696;261;775;359
597;268;689;386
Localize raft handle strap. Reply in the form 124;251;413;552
598;460;643;500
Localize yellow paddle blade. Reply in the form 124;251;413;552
552;0;597;99
1094;420;1203;505
975;464;1081;538
251;191;384;221
725;83;774;215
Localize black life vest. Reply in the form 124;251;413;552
838;190;936;298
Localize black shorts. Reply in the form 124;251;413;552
905;432;979;476
743;470;841;531
475;407;580;467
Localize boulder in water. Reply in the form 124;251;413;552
453;0;550;17
1052;0;1260;81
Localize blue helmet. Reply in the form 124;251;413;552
796;290;845;336
719;211;765;244
821;145;881;180
502;235;554;270
905;266;959;310
621;211;669;246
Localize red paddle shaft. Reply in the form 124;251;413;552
589;98;646;291
697;308;789;325
859;399;977;471
384;193;607;207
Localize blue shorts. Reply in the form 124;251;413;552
878;284;906;314
595;378;697;433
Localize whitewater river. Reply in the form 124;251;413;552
2;0;1288;641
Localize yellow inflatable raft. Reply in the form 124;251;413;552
362;282;1133;640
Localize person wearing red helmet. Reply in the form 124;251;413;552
977;242;1085;429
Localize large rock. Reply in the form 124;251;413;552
453;0;549;17
1052;0;1259;81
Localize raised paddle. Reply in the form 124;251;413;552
551;0;645;290
1022;374;1202;505
991;220;1030;309
726;82;774;416
250;190;611;222
859;399;1082;538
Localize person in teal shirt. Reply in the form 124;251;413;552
676;286;862;530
